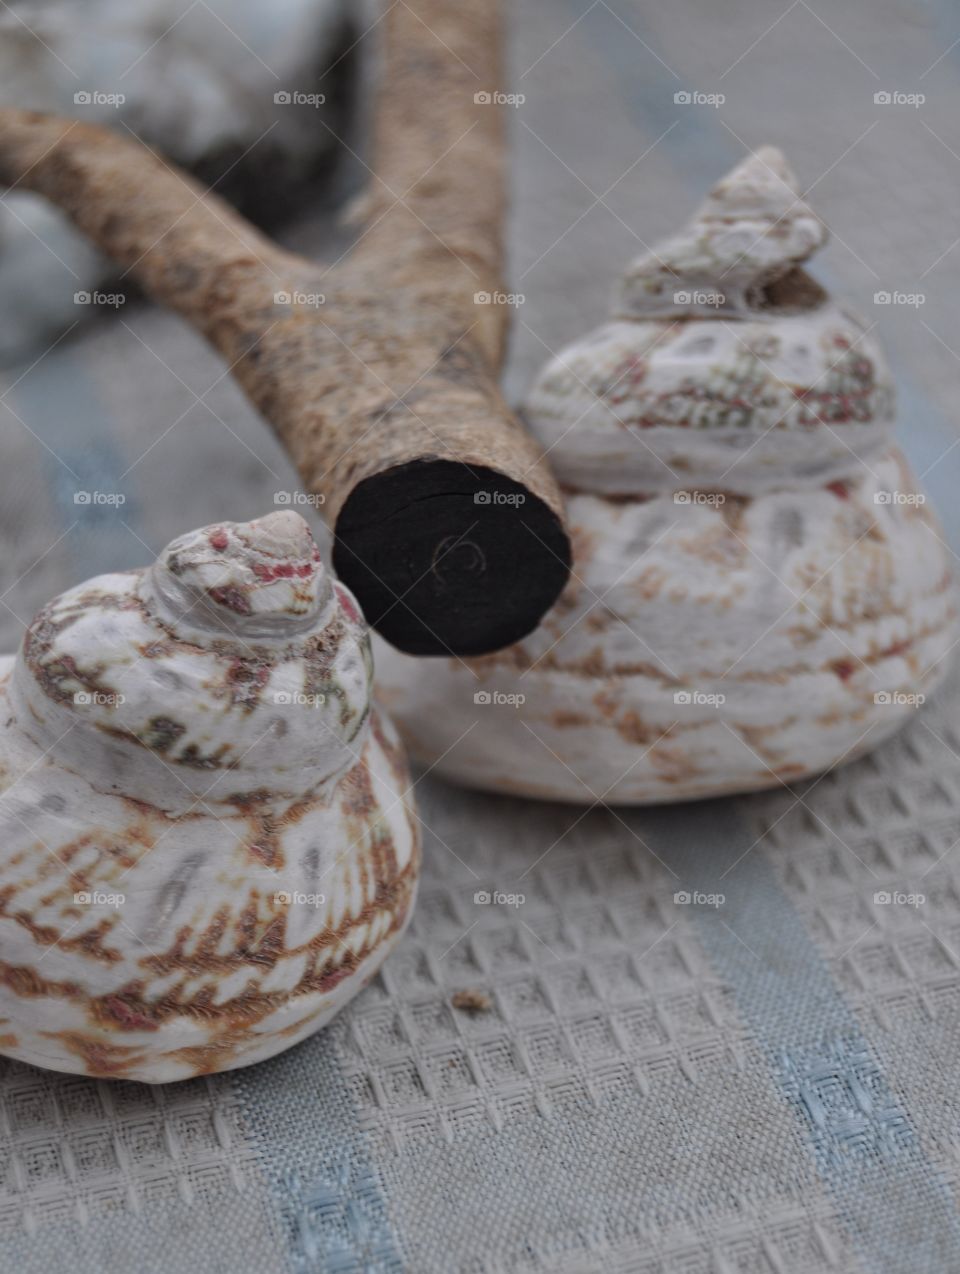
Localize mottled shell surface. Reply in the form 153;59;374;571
0;512;419;1081
374;148;957;804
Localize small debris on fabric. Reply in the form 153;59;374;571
451;989;491;1015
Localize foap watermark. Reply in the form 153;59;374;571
74;890;125;909
74;90;125;108
874;889;925;907
674;490;726;506
274;489;325;507
874;691;925;707
274;691;326;707
874;290;924;307
874;490;926;506
474;690;525;707
275;890;326;907
74;490;126;506
674;289;725;308
474;889;525;908
474;90;525;107
474;290;524;307
274;90;326;107
74;691;125;707
474;490;526;506
874;90;924;108
274;289;325;308
673;890;724;908
674;89;725;108
673;690;726;707
74;290;125;308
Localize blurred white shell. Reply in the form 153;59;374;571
0;511;418;1081
0;0;347;363
374;147;957;804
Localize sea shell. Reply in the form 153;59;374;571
373;147;957;804
0;511;419;1081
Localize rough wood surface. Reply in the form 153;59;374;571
0;0;571;657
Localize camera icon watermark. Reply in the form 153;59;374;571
74;490;126;506
473;689;525;707
673;890;724;908
873;290;924;307
74;889;125;908
873;690;925;707
474;888;524;907
873;889;925;907
673;289;724;308
274;289;325;308
74;690;126;706
874;90;924;107
274;889;326;907
74;290;125;307
273;489;325;506
474;489;526;506
274;90;325;107
873;490;925;506
673;689;726;707
473;290;524;306
674;90;725;107
273;690;326;707
474;90;525;107
74;90;125;108
674;490;726;506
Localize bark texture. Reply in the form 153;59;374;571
0;0;570;656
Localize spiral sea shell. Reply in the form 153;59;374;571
374;147;957;804
0;511;419;1081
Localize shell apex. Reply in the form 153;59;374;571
149;510;333;638
619;144;829;320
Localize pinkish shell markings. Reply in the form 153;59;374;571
0;511;419;1081
372;146;957;804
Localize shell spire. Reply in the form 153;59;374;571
147;509;332;637
619;145;828;320
522;144;894;498
12;512;373;812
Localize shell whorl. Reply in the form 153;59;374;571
146;509;333;638
12;512;372;812
524;146;895;498
619;145;827;321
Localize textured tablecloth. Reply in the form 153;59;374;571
3;1;960;1270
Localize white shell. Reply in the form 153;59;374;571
0;512;419;1081
374;148;957;804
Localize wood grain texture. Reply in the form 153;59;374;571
0;0;571;657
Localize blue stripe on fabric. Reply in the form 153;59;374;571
9;344;142;576
635;800;960;1274
233;1031;403;1274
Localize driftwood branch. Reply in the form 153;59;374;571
0;0;570;657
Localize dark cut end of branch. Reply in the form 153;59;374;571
333;460;570;656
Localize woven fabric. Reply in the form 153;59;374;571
2;1;960;1270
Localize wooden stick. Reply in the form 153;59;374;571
0;0;570;657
